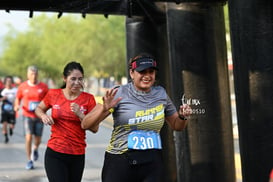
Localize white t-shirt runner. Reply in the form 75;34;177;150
106;82;177;154
1;87;17;112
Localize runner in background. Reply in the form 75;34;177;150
0;76;17;143
14;65;48;170
0;79;4;91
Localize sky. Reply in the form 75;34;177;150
0;10;84;37
0;10;33;54
0;10;30;36
0;10;59;54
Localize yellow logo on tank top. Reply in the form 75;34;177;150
128;104;164;124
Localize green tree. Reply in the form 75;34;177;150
224;4;231;52
0;13;126;86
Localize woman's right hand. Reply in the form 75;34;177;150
82;87;122;130
41;114;54;125
102;87;122;112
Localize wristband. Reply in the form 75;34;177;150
179;114;187;120
109;108;114;113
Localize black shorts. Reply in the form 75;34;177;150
1;111;16;124
45;147;85;182
23;116;43;136
102;150;164;182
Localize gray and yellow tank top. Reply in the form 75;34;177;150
106;82;177;154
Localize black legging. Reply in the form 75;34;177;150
45;147;85;182
102;150;164;182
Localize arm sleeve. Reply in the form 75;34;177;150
87;94;96;113
16;85;23;100
165;94;177;117
43;90;52;108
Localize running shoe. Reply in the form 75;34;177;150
25;160;34;170
33;149;39;161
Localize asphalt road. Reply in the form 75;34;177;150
0;115;113;182
0;115;241;182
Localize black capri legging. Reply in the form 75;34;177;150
102;150;164;182
44;147;85;182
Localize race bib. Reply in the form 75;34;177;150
128;130;162;150
3;103;13;112
28;101;39;111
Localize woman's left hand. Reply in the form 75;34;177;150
70;102;81;116
179;104;192;118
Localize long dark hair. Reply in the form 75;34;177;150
3;76;14;85
61;61;84;89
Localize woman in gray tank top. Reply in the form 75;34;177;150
82;54;191;182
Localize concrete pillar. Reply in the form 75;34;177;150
228;0;273;181
165;3;235;182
